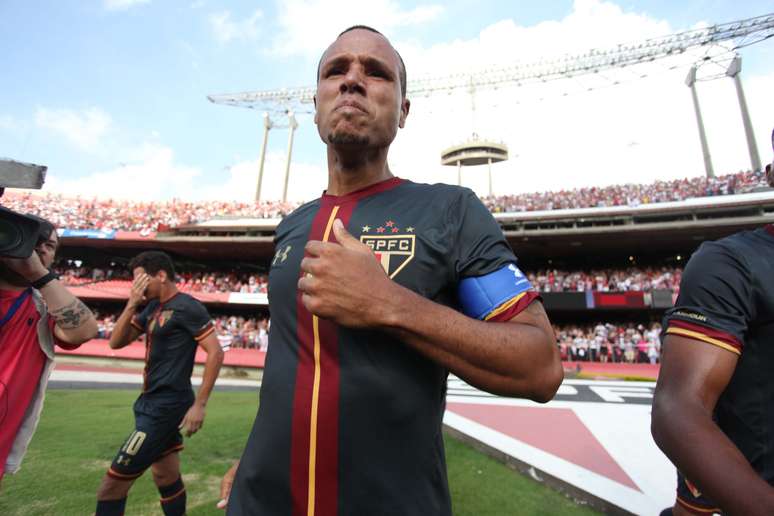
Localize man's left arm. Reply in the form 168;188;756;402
299;220;562;401
180;317;223;437
1;253;97;346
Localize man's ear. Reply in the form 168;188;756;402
313;95;318;125
398;98;410;129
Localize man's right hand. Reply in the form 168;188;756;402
127;273;150;309
216;460;239;510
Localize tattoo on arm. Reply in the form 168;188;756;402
50;299;92;329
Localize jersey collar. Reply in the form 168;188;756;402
321;176;403;205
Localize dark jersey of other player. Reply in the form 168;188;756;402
229;177;538;516
662;225;774;511
131;292;214;400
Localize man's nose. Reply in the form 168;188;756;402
339;65;365;95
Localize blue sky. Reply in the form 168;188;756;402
1;0;772;201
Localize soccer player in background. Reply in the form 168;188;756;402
652;140;774;515
94;251;224;516
221;26;563;515
0;217;98;487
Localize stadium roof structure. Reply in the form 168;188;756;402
207;13;774;116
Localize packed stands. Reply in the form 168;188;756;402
554;321;662;364
57;265;268;294
528;266;681;293
482;169;765;212
59;264;680;295
4;170;765;231
93;312;269;351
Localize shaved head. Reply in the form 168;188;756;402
317;25;407;98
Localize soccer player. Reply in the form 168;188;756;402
221;26;563;514
0;217;98;487
95;251;224;516
652;149;774;515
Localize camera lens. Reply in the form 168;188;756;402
0;219;23;252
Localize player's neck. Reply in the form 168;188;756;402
159;284;179;304
325;146;392;196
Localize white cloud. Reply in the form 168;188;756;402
206;151;326;202
104;0;151;11
0;115;17;131
35;107;112;152
209;9;263;44
269;0;444;57
46;145;203;201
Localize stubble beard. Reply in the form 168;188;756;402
328;131;370;146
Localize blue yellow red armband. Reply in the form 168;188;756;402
458;263;539;322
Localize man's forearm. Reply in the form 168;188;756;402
652;396;774;515
38;279;98;343
381;286;562;400
109;304;139;349
195;347;224;406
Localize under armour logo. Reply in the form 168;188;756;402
272;245;292;266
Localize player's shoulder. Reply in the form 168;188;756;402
395;179;478;206
688;229;759;273
172;292;208;311
275;198;322;238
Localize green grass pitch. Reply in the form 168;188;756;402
0;389;598;515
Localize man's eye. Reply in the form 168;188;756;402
369;70;387;78
326;68;343;76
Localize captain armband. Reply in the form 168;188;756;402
458;263;539;322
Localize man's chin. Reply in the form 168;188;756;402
328;131;370;146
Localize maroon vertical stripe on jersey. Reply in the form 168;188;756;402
313;200;355;516
290;199;356;516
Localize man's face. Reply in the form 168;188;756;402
35;232;58;269
314;29;409;149
133;266;164;300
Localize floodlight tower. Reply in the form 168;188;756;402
726;55;762;172
685;66;715;178
254;110;299;202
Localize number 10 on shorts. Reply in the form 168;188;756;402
122;430;147;456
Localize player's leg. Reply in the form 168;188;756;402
152;450;187;516
95;423;150;515
96;403;170;515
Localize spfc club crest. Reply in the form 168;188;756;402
150;309;174;332
360;220;415;279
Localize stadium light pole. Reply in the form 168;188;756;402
726;55;762;172
686;66;715;178
255;112;272;202
282;112;298;203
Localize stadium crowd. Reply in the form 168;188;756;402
59;263;681;295
555;321;662;364
528;266;681;293
94;312;270;351
482;169;765;212
57;264;269;294
4;170;765;232
95;308;661;363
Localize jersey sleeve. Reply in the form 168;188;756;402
179;298;215;343
451;189;539;322
130;301;155;333
662;241;753;355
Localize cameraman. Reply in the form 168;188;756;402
0;217;98;485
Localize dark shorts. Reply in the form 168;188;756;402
675;469;722;515
107;395;192;480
